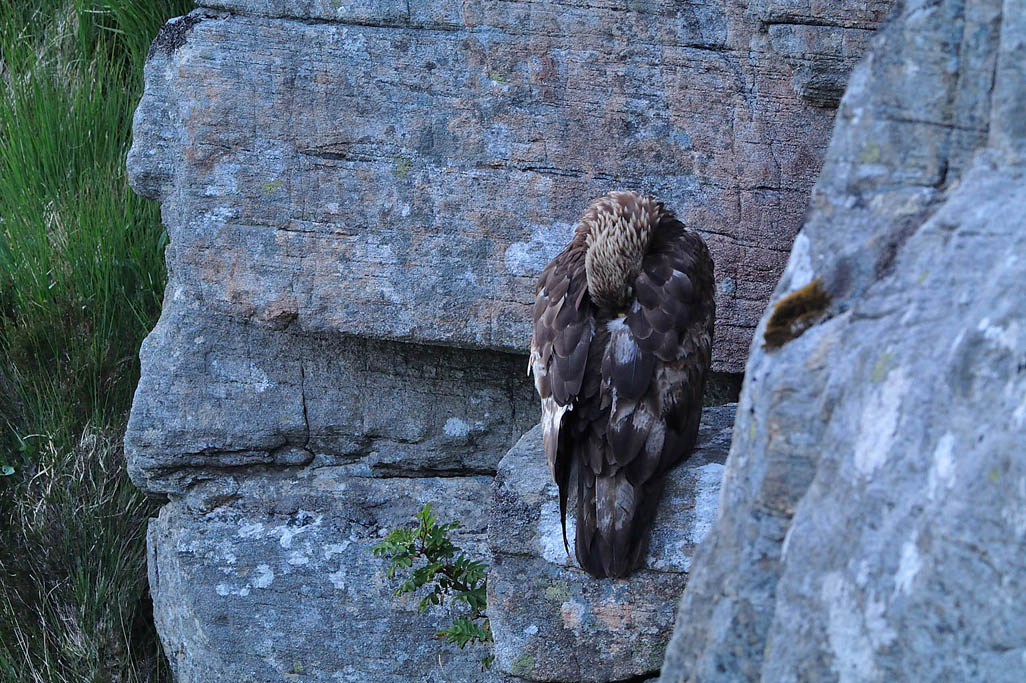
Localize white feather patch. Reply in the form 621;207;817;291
669;270;689;286
529;345;547;385
595;477;615;532
540;396;568;478
607;317;639;365
606;317;628;333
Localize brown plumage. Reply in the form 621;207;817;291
529;190;715;579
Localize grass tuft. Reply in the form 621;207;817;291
0;427;164;683
0;1;192;680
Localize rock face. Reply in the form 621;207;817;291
488;405;735;682
148;405;733;683
126;315;537;493
148;470;498;682
749;0;896;107
126;0;891;402
124;0;893;680
662;0;1026;680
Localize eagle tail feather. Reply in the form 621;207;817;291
575;466;668;579
556;426;572;555
575;465;605;578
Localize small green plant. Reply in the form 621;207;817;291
371;503;494;669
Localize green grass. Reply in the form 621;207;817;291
0;429;160;682
0;1;193;680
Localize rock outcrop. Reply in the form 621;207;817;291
662;0;1026;680
124;0;892;680
147;406;732;682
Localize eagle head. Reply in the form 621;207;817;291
579;190;664;312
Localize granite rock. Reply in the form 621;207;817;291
125;304;537;493
489;405;735;682
149;405;734;683
662;0;1026;680
749;0;896;106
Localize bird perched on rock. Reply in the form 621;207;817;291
529;190;714;578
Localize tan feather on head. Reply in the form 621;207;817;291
580;191;665;312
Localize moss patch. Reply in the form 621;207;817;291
859;141;881;164
871;352;894;383
544;580;570;602
392;157;411;178
763;279;831;350
511;654;535;676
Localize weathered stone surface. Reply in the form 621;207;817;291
125;302;537;493
662;0;1026;680
489;405;735;681
127;0;890;386
750;0;896;106
150;468;503;682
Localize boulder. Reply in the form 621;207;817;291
148;468;501;682
489;405;735;681
125;307;537;494
149;405;734;683
662;0;1026;680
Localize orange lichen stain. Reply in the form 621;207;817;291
594;600;632;630
591;599;657;654
560;601;584;630
763;278;831;350
222;256;256;317
594;598;654;631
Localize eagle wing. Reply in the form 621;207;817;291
577;222;715;577
612;223;714;480
529;243;594;552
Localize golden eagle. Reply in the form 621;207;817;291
530;191;714;578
